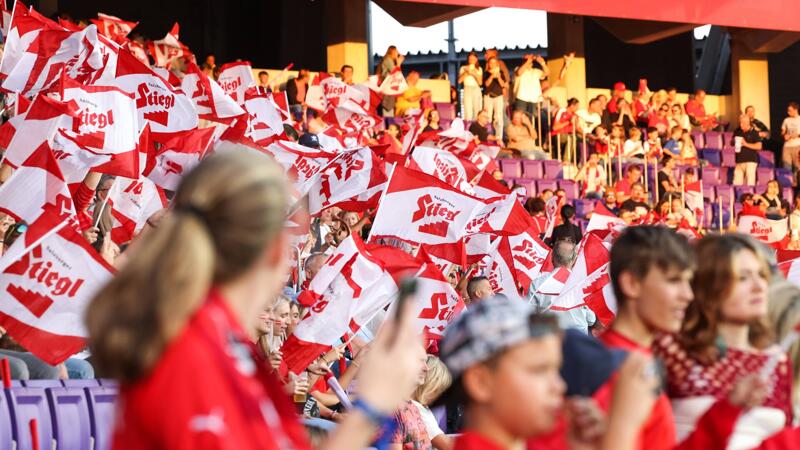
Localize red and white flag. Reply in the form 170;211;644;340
90;12;137;43
413;261;465;340
480;237;521;299
59;76;139;155
282;234;419;374
308;147;386;215
684;180;704;227
0;0;12;40
738;214;789;246
181;62;245;123
464;193;534;236
777;249;800;285
508;227;550;292
144;127;215;191
0;208;114;364
260;141;339;202
471;170;512;200
377;68;408;96
0;141;75;223
113;49;198;135
107;176;167;244
321;98;380;135
586;202;626;233
469;144;501;173
408;146;479;194
0;5;57;84
241;88;292;146
369;165;486;247
123;40;149;66
147;22;192;68
306;73;379;113
437;119;474;155
535;267;571;297
216;61;255;105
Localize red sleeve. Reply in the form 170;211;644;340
674;399;742;450
72;182;95;213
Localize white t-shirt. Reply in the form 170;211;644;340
514;67;544;103
782;116;800;146
459;65;483;88
576;110;601;134
412;401;444;439
623;139;644;157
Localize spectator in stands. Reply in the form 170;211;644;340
411;356;452;450
540;188;554;203
665;87;679;108
744;105;769;139
484;48;510;103
667;197;697;228
257;71;271;93
379;45;405;117
303;253;326;286
620;183;650;219
732;115;763;186
391;346;434;450
623;127;645;161
469;110;497;144
781;102;800;171
657;155;679;201
603;190;619;215
791;192;800;246
423;109;441;132
607;82;626;114
340;64;354;85
669;103;690;131
656;234;789;448
286;69;310;120
575;153;606;199
576;97;603;135
87;151;426;450
648;104;670;138
483;57;508;141
525;197;548;236
513;54;549;120
685;89;719;131
591;125;609;157
762;180;782;218
644;127;663;159
552;98;579;136
395;71;428;117
663;126;683;159
466;276;493;304
385;123;403;151
680;130;699;166
458;52;483;121
615;165;642;203
548;204;582;247
507;110;545;159
612;98;636;134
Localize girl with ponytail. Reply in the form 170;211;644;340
87;149;426;450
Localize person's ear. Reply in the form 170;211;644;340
462;365;495;404
618;271;642;304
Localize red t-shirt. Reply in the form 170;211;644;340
113;290;310;450
615;179;632;197
455;431;508;450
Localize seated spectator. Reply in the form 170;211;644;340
607;81;626;114
620;182;651;218
744;105;769;139
412;356;453;450
663;126;683;159
680;129;699;166
603;190;619;215
732;115;762;186
669;103;690;131
540;188;554;203
257;70;271;93
395;71;428;117
615;165;643;203
781;101;800;171
647;104;670;138
576;97;603;136
507;110;547;159
657;155;679;201
551;98;579;136
575;153;606;199
525;197;548;236
644;127;663;159
623;127;645;160
762;180;782;218
666;197;697;228
685;89;719;131
611;98;636;134
340;64;354;85
466;276;492;304
591;125;609;157
423;109;441;132
469;110;498;144
548;204;582;247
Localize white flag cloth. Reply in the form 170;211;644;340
737;214;789;244
308;146;386;215
107;175;167;244
181;62;246;123
216;61;255;105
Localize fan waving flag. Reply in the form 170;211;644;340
113;49;198;135
0;141;75;223
369;164;486;247
216;61;255;105
413;260;465;341
306;73;379;113
282;234;419;374
308;146;386;216
0;4;58;85
465;193;534;237
107;176;167;245
181;62;245;123
260;141;339;203
408;146;480;194
144;127;216;191
586;202;626;233
90;12;137;44
377;68;408;95
147;22;192;68
0;208;114;364
508;227;550;292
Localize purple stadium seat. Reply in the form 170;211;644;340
702;184;716;203
522;160;543;179
703;203;714;228
701;166;720;185
734;202;743;218
758;151;775;168
47;387;93;450
499;159;522;178
86;386;118;450
21;380;62;388
784;187;794;204
691;131;705;149
721;149;736;168
515;179;536;197
435;103;454;120
7;387;54;450
558;180;579;200
776;168;794;187
536;180;558;194
705;131;723;150
716;185;735;205
432;406;448;434
756;184;767;195
722;131;734;147
700;149;721;167
98;379;119;388
757;167;775;185
543;160;562;179
734;185;754;200
0;387;14;447
574;199;596;219
62;379;101;388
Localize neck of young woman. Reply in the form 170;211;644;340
611;308;654;348
466;410;523;450
219;270;273;332
717;321;752;351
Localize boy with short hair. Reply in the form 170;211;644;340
663;126;684;159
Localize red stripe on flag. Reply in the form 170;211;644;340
0;311;85;365
280;334;332;376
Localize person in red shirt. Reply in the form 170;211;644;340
86;150;426;450
685;90;719;132
614;165;642;203
607;82;626;115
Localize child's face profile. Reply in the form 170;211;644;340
622;266;694;333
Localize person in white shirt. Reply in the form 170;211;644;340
781;101;800;171
623;127;645;160
575;97;603;135
411;356;453;450
458;52;483;121
513;54;549;121
575;152;606;199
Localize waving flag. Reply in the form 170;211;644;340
107;176;167;244
586;202;626;234
369;165;486;247
216;61;255;105
91;12;137;43
241;88;292;146
684;180;704;228
0;141;75;223
147;22;192;68
408;146;480;194
113;49;198;135
413;261;465;340
256;141;338;203
508;227;550;292
777;249;800;285
738;214;789;246
306;73;379;113
480;237;521;299
321;98;380;134
144;127;215;191
308;146;386;215
0;208;114;364
282;234;419;374
437;119;474;155
59;76;139;155
377;68;408;95
0;5;58;85
181;62;245;123
465;194;534;236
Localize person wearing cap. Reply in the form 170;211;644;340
607;82;626;115
435;296;662;450
298;132;321;149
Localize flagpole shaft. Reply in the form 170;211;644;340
546;105;552;157
644;156;649;193
654;158;659;205
698;179;704;232
617;144;622;184
729;193;734;229
537;101;542;149
581;131;586;167
719;196;723;233
681;174;685;205
93;177;116;229
557;133;561;162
